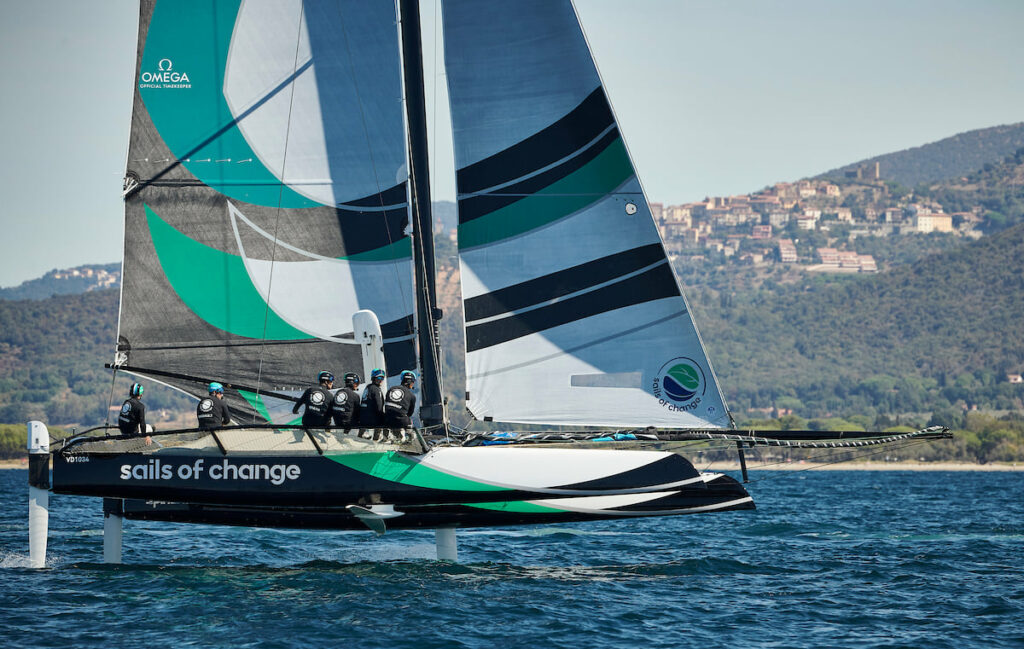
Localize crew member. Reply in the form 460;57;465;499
384;370;417;429
118;382;147;437
331;372;362;429
358;368;386;428
197;382;232;430
292;371;334;427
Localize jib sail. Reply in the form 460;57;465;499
442;0;730;428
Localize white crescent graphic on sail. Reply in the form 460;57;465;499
228;202;414;343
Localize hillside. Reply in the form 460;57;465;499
0;263;120;301
0;146;1021;464
0;231;1020;461
2;220;1021;426
0;289;192;426
690;222;1024;419
914;147;1024;232
819;122;1024;188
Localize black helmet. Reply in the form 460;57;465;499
130;382;144;397
318;371;334;384
344;372;360;386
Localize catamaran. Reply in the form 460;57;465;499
26;0;948;566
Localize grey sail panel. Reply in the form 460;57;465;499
119;0;414;422
443;0;730;428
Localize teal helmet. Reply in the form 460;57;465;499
370;368;386;381
400;370;417;385
130;382;144;397
208;382;224;394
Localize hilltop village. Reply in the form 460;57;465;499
431;163;991;312
651;164;983;273
50;266;120;288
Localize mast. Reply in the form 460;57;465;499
399;0;445;428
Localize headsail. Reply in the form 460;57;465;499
119;0;415;422
442;0;730;428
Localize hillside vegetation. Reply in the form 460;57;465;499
0;263;120;301
0;237;1020;461
0;290;192;426
1;134;1022;462
820;122;1024;188
695;223;1024;416
915;147;1024;233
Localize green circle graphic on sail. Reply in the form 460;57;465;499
663;363;700;401
655;359;706;404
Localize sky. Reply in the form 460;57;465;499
0;0;1022;287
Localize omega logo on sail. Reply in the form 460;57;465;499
139;58;192;88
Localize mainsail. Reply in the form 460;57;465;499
442;0;730;428
119;0;416;422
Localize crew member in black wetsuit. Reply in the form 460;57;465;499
292;371;334;427
358;368;386;431
118;382;147;437
384;370;417;430
197;382;232;430
331;372;361;430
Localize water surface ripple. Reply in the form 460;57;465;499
1;470;1021;648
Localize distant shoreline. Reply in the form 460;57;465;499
698;460;1023;472
0;458;1020;471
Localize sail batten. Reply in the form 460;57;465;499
443;0;730;428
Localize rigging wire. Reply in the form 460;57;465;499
385;0;447;427
429;0;451;437
335;1;414;331
331;1;428;422
684;437;933;479
104;366;119;427
572;1;732;427
405;0;448;427
253;2;307;424
738;438;940;483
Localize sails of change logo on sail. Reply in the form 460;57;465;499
652;357;707;412
139;58;192;89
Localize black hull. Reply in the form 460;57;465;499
117;474;754;530
54;453;526;507
52;446;719;508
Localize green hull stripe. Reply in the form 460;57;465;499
145;205;311;340
465;501;562;514
325;451;511;492
458;137;634;249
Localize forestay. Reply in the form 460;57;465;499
442;0;730;428
119;0;415;422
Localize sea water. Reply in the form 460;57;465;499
0;469;1021;648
